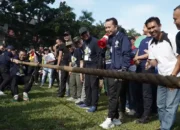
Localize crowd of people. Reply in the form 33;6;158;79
0;5;180;130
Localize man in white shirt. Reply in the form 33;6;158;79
145;17;180;130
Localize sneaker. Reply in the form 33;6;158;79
23;92;29;101
86;106;97;113
76;101;84;106
0;91;6;96
119;112;125;120
100;118;115;129
112;118;122;126
48;85;52;88
125;107;130;113
66;97;76;102
127;109;136;116
34;82;39;86
79;104;90;109
13;95;19;102
75;98;81;104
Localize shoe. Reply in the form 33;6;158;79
12;95;19;102
125;107;130;113
100;118;115;129
112;118;122;126
66;97;76;102
127;109;136;116
34;82;39;86
0;91;6;96
119;112;125;120
86;106;97;113
79;104;90;109
23;92;29;101
135;116;149;124
76;101;84;106
48;85;52;88
75;98;81;104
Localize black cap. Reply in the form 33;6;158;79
79;27;88;35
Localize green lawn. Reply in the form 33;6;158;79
0;85;180;130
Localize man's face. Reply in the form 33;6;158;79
0;45;5;51
173;9;180;30
67;45;73;53
81;31;90;41
105;20;118;36
56;39;62;45
130;39;135;46
19;51;26;61
39;47;43;51
64;34;70;41
146;21;161;38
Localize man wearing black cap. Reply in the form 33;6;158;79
78;27;103;113
57;40;72;97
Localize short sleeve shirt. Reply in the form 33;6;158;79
58;43;70;65
148;32;179;76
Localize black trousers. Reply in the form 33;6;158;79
52;69;59;86
135;66;157;118
107;78;128;119
11;75;34;95
84;74;99;106
0;65;11;91
58;70;69;96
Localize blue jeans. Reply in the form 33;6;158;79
41;68;53;86
157;86;180;130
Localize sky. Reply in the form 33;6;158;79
49;0;180;37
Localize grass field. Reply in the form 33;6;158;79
0;85;180;130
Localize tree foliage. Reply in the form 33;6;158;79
0;0;140;48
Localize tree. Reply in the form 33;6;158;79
79;10;95;24
127;28;141;37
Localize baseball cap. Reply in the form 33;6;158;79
66;41;73;47
6;45;15;50
64;31;70;36
44;47;49;50
73;36;81;43
79;27;88;35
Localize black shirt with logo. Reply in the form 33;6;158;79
176;31;180;54
71;48;83;67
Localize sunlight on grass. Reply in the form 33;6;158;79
0;85;179;130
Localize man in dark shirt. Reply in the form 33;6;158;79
57;41;72;97
67;37;83;102
10;50;33;101
0;48;20;96
133;25;157;123
78;27;103;113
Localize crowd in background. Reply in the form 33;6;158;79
0;5;180;130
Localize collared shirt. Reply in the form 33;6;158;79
148;32;179;76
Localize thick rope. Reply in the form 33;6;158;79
19;61;180;88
